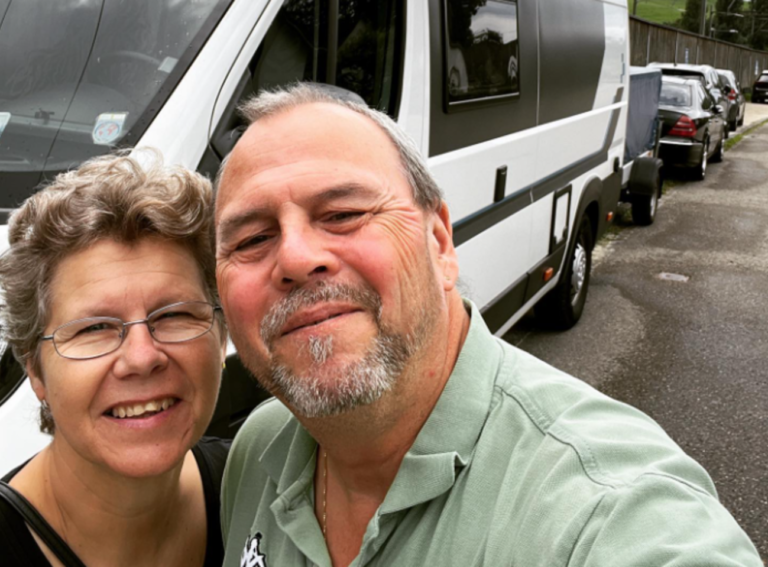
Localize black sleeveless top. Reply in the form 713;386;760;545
0;437;230;567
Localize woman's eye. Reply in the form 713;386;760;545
76;322;114;335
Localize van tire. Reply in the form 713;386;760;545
535;215;593;330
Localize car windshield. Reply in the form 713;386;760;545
660;83;692;107
0;0;230;210
758;73;768;83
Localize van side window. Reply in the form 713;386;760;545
251;0;402;115
444;0;520;106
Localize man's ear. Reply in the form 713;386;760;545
26;359;46;402
429;201;459;291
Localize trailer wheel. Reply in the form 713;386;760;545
632;190;658;226
535;215;593;330
627;157;663;226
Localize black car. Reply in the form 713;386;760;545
717;69;745;131
753;71;768;103
658;76;727;180
649;63;732;138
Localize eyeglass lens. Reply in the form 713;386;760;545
52;302;216;359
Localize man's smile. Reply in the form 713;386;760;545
280;304;365;337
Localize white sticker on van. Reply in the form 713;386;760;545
0;112;10;140
158;56;178;74
92;112;128;145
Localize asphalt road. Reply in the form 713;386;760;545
504;105;768;559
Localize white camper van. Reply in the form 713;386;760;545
0;0;629;470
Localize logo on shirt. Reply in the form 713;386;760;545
241;532;268;567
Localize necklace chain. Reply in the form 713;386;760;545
322;450;328;538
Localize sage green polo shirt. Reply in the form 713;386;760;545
221;302;762;566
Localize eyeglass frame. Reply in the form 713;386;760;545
39;301;223;361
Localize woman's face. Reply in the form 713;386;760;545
29;237;225;478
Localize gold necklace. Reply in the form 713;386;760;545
322;450;328;538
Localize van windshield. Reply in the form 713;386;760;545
0;0;230;210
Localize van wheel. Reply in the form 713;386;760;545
535;215;593;330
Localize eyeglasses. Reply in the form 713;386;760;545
40;301;222;360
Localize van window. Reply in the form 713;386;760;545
444;0;520;105
251;0;402;115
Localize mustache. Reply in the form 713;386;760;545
260;281;382;347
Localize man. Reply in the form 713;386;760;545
215;83;761;567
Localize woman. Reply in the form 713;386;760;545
0;151;229;567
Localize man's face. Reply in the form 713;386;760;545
215;103;454;417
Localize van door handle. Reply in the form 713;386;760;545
494;166;508;203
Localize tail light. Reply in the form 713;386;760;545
728;91;736;101
669;115;697;138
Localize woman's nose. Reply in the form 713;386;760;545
112;322;168;378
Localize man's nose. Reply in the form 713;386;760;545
272;222;339;288
113;322;168;379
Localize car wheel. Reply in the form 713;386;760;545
534;215;593;330
692;139;708;180
738;113;745;127
729;119;737;132
711;135;724;163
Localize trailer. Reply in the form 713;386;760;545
620;66;664;226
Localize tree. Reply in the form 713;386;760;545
711;0;747;44
748;0;768;50
680;0;705;34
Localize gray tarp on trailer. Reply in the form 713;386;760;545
625;66;662;163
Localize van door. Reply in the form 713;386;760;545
426;0;538;334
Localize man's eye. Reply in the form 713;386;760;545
326;211;363;223
236;234;270;251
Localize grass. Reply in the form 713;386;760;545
725;116;768;150
632;0;750;26
633;0;687;25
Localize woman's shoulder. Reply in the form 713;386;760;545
193;436;232;482
0;485;53;566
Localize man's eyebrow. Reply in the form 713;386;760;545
218;184;379;243
306;183;379;207
217;208;269;245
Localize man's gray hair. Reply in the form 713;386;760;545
218;83;443;211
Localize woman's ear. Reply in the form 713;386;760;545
26;359;46;402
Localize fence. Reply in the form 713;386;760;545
630;16;768;91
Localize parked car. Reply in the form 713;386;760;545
649;63;731;138
657;76;727;180
717;69;745;130
752;71;768;103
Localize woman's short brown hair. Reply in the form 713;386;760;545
0;150;217;433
